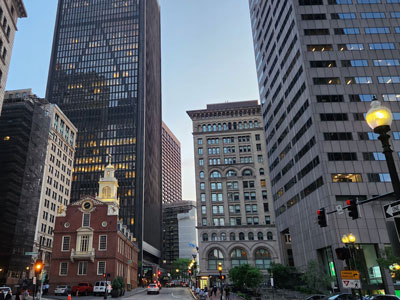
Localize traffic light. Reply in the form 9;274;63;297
103;273;106;278
347;199;359;220
217;262;222;273
317;208;327;227
34;259;44;276
335;247;351;260
221;275;225;280
188;270;191;275
157;271;161;277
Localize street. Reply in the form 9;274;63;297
43;288;193;300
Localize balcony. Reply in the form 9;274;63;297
70;248;95;263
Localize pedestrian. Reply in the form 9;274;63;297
0;290;5;300
212;285;217;297
22;290;28;300
5;291;11;300
195;286;200;296
44;284;49;295
14;289;20;300
199;289;204;300
225;286;230;300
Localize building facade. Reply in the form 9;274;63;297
34;102;77;274
0;91;50;284
249;0;400;292
187;101;280;285
45;0;162;265
162;122;182;204
162;201;197;269
50;163;139;290
0;0;27;114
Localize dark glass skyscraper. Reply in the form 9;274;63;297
46;0;162;264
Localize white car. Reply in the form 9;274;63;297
54;285;72;296
93;281;112;296
147;283;160;295
0;287;12;297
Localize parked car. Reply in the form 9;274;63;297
93;281;112;296
326;294;356;300
147;283;160;295
0;287;12;296
304;295;326;300
165;282;174;287
370;296;400;300
72;283;93;296
54;285;72;296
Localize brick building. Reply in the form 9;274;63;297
49;162;139;290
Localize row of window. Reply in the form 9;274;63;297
200;121;259;132
311;59;400;68
313;76;400;85
300;0;400;5
59;261;105;276
305;26;400;36
61;235;107;252
200;180;267;191
201;204;261;215
320;112;400;122
302;12;400;20
207;248;272;270
317;94;400;103
203;231;273;242
200;190;268;202
308;43;398;52
198;144;262;155
198;135;261;145
332;173;391;182
327;152;389;161
201;216;270;226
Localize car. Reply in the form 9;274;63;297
326;293;356;300
93;281;112;296
369;296;400;300
147;283;160;295
165;282;174;288
304;295;326;300
72;283;93;296
54;285;72;296
0;287;12;297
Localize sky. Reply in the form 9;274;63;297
6;0;260;201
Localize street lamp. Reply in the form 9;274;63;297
217;262;223;300
366;99;400;198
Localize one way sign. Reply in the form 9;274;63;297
384;200;400;218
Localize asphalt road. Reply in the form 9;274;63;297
126;287;192;300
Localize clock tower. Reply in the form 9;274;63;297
96;158;119;215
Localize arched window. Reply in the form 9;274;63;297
212;233;218;241
259;168;265;175
221;233;226;241
210;171;222;178
208;249;224;270
267;232;273;240
203;233;208;241
233;122;237;130
102;186;111;198
248;232;254;240
231;248;248;267
242;169;253;176
257;232;264;240
208;124;212;132
230;233;236;241
226;170;237;177
213;124;217;131
239;232;245;240
218;123;222;131
244;122;248;129
202;125;207;132
228;122;232;130
255;248;271;269
199;171;205;179
223;123;227;130
254;120;259;127
238;122;243;129
249;121;253;128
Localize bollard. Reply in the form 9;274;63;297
68;294;71;300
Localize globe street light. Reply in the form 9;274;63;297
366;99;400;198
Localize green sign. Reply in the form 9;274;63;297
329;262;336;277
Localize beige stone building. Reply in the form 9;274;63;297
187;100;281;286
0;0;27;114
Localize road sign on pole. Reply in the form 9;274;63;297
25;252;38;256
384;200;400;218
340;270;360;280
341;279;361;289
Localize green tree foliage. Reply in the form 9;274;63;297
377;247;400;280
301;260;331;293
228;264;263;291
171;258;192;278
268;263;298;289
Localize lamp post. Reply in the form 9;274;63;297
366;99;400;198
217;262;223;300
342;234;361;299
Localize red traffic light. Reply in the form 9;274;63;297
317;208;327;227
346;199;351;205
157;271;161;276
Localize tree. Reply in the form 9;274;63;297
301;260;331;293
228;264;263;291
268;263;298;289
377;247;400;280
171;258;192;279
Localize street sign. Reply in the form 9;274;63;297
25;252;38;256
342;279;361;289
336;205;344;215
341;270;360;280
384;200;400;218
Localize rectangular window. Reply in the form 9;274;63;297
78;261;88;275
383;94;400;102
363;152;386;161
80;235;89;252
97;261;106;275
197;138;203;145
99;235;107;250
324;132;353;140
307;44;333;52
310;61;336;68
331;13;356;19
328;0;352;3
361;12;385;19
341;60;368;67
338;43;364;51
316;95;344;103
265;216;271;224
82;214;90;227
369;43;395;50
299;0;323;4
374;59;400;66
301;13;326;20
367;173;391;182
345;77;372;84
328;152;357;161
320;113;348;121
365;27;390;34
334;27;360;35
357;0;380;2
59;262;68;276
304;29;330;35
62;236;70;251
313;77;340;85
349;94;375;102
201;193;206;202
202;206;206;214
332;173;362;183
378;76;400;84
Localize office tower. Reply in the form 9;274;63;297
249;0;400;291
46;0;162;265
162;201;197;268
187;101;280;287
0;91;49;284
162;122;182;204
0;0;27;115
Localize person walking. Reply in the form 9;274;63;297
0;290;5;300
212;286;217;297
14;290;20;300
225;286;230;300
22;290;28;300
5;291;12;300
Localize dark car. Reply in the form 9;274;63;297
304;295;326;300
326;293;356;300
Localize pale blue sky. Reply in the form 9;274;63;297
6;0;259;200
